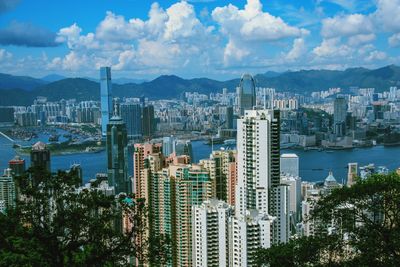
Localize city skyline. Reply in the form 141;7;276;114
0;0;399;79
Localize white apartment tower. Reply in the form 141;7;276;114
236;109;281;217
235;109;289;252
229;210;274;267
192;199;232;267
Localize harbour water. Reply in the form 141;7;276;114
0;134;399;183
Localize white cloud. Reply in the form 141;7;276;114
365;50;387;62
212;0;307;42
321;14;374;39
374;0;400;32
7;0;398;77
348;33;375;46
211;0;308;66
313;38;352;58
96;11;145;42
285;38;306;61
388;33;400;47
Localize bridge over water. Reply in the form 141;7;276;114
0;131;15;143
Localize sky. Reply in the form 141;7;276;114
0;0;399;80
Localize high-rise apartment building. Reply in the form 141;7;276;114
192;199;232;267
106;110;130;194
229;210;274;266
172;164;211;267
30;141;51;172
133;143;162;200
100;67;113;137
236;109;281;216
8;155;26;176
200;150;236;202
236;108;289;245
0;169;16;213
238;74;256;116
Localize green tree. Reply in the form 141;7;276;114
256;173;400;267
0;167;161;267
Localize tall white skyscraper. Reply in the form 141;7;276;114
236;109;281;217
100;67;113;137
234;108;289;261
280;153;299;177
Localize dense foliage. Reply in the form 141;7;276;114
0;167;167;267
256;172;400;267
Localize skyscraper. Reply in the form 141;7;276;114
142;104;155;138
236;109;281;216
30;141;51;172
200;150;236;202
8;155;26;176
100;67;113;137
133;143;162;200
238;74;256;116
120;102;142;140
236;109;288;244
162;136;176;157
0;168;16;213
280;153;299;177
192;199;231;267
334;96;347;136
106;108;130;194
229;210;274;266
174;165;211;267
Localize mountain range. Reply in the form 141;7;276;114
1;65;399;106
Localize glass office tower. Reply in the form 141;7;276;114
100;67;113;137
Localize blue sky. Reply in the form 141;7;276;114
0;0;399;79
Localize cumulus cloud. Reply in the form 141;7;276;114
212;0;306;42
321;14;374;39
211;0;308;66
0;0;19;13
286;38;306;61
374;0;400;32
7;0;397;76
313;38;352;58
0;21;59;47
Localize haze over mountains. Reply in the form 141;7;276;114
1;65;399;106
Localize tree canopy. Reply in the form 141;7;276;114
0;167;167;267
256;172;400;267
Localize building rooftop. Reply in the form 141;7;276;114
32;141;47;151
281;153;298;158
325;171;337;183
